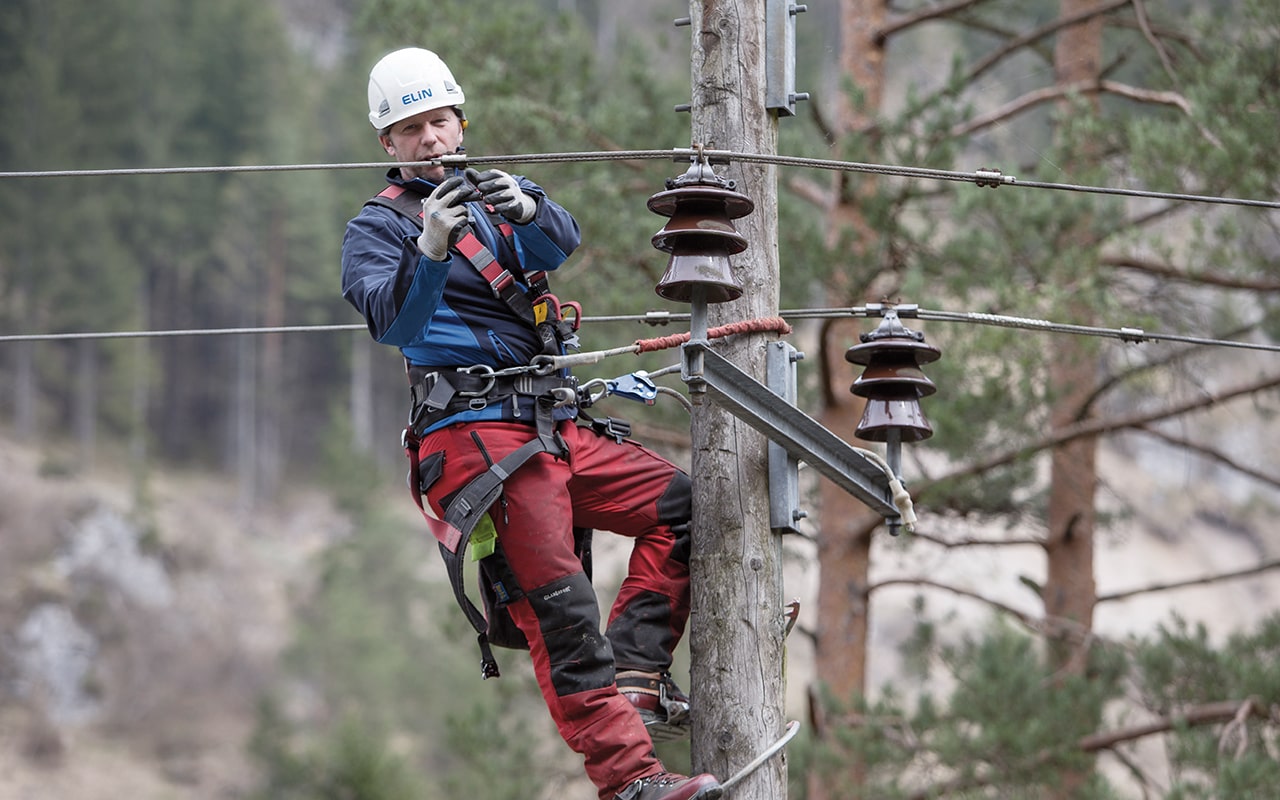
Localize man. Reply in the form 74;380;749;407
341;47;720;800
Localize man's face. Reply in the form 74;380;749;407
380;107;464;183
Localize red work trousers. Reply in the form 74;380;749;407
418;419;693;799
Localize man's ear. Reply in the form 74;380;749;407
379;133;394;155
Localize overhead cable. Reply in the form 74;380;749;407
2;148;1276;210
0;323;365;343
3;307;1277;355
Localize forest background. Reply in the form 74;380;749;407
1;0;1279;799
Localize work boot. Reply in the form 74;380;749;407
617;670;692;742
614;771;721;800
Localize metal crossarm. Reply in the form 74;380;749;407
682;340;899;520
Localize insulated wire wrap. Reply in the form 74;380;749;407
536;316;793;371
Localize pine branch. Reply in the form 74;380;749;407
1098;80;1225;149
917;372;1280;494
1098;558;1280;604
950;82;1084;139
950;77;1217;143
1131;0;1177;81
1101;254;1280;291
1083;322;1258;416
1132;425;1280;493
1099;79;1191;113
1078;698;1270;751
905;698;1269;800
875;0;999;43
907;529;1044;549
784;173;835;210
867;577;1033;621
960;0;1132;86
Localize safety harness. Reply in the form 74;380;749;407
367;181;592;678
368;184;581;356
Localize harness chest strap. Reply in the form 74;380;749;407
368;184;554;326
452;231;537;322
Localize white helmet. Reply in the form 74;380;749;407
367;48;465;130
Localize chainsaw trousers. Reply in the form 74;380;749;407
418;420;693;799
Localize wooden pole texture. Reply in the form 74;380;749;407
687;1;787;798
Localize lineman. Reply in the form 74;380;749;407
340;47;719;800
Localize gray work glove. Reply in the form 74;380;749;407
418;176;477;261
466;168;537;224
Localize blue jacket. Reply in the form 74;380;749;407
342;168;582;429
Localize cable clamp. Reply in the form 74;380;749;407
1119;327;1147;343
974;167;1005;188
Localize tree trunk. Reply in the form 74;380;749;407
1046;0;1102;680
809;2;889;798
350;332;375;452
1044;2;1104;795
687;1;786;798
13;339;36;442
129;283;151;488
13;249;37;442
258;205;287;502
234;331;258;516
74;339;97;471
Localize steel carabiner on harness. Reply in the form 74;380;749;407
532;292;583;354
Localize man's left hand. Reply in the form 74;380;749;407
466;168;537;224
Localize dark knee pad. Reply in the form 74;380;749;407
527;572;615;697
656;471;692;565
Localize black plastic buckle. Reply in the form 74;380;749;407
591;416;632;444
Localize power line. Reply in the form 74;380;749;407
3;307;1277;355
2;148;1277;210
0;323;365;343
0;151;673;179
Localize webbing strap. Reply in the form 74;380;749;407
367;184;548;327
440;428;562;678
454;232;537;323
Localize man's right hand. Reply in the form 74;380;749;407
418;176;477;261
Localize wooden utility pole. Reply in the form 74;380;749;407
686;1;787;798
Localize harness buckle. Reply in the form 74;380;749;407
456;364;497;397
550;387;578;408
410;371;440;406
591;416;632;444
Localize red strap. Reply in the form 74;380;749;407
455;231;516;293
375;184;423;219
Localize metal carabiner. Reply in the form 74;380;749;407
576;378;609;408
455;364;496;397
559;300;583;331
550;387;578;408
